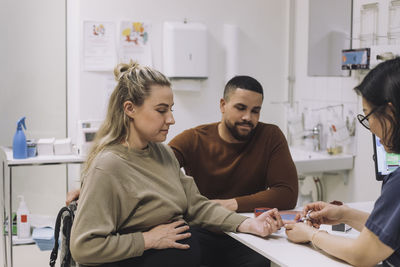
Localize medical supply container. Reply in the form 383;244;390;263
13;117;28;159
17;195;31;239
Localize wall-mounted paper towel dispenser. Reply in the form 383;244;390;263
163;21;207;79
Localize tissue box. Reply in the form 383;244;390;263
32;227;59;251
54;138;72;155
37;138;55;156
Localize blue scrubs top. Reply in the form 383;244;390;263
365;167;400;266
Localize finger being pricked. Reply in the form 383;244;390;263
265;217;279;233
261;220;273;236
267;209;284;228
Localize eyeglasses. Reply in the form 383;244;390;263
357;107;379;130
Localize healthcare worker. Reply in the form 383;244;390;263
285;57;400;267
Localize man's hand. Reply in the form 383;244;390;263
142;220;191;250
211;198;238;211
66;188;81;206
237;208;283;237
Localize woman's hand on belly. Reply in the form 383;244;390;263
143;220;191;250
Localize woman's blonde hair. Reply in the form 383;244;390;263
82;61;171;177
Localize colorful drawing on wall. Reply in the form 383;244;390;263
119;21;152;66
92;24;106;36
83;21;117;71
121;22;149;45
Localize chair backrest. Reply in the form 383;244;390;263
49;201;79;267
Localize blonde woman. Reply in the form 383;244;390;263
285;58;400;266
70;62;283;267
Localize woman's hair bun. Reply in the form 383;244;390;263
113;60;140;81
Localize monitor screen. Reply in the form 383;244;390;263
373;134;400;181
341;48;370;70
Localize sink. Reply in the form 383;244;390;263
289;146;354;174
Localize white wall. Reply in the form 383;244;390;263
292;0;399;203
3;0;390;219
67;0;291;150
0;0;67;216
68;0;388;203
0;0;291;220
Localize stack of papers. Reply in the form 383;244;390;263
32;227;59;251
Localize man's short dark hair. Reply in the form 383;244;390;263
223;76;264;101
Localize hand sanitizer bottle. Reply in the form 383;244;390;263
13;117;28;159
17;195;30;239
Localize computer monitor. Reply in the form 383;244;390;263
341;48;370;70
373;134;400;181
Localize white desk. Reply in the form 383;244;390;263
0;147;85;267
227;202;374;267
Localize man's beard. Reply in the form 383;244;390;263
224;120;255;141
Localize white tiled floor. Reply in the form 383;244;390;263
1;244;59;267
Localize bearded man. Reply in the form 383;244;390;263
168;75;298;267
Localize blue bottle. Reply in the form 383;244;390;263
13;117;28;159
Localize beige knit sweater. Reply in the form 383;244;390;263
70;142;247;266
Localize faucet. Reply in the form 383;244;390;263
303;123;322;151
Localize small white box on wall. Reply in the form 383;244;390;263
163;21;208;78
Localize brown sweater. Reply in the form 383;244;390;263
169;122;298;212
70;143;246;266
